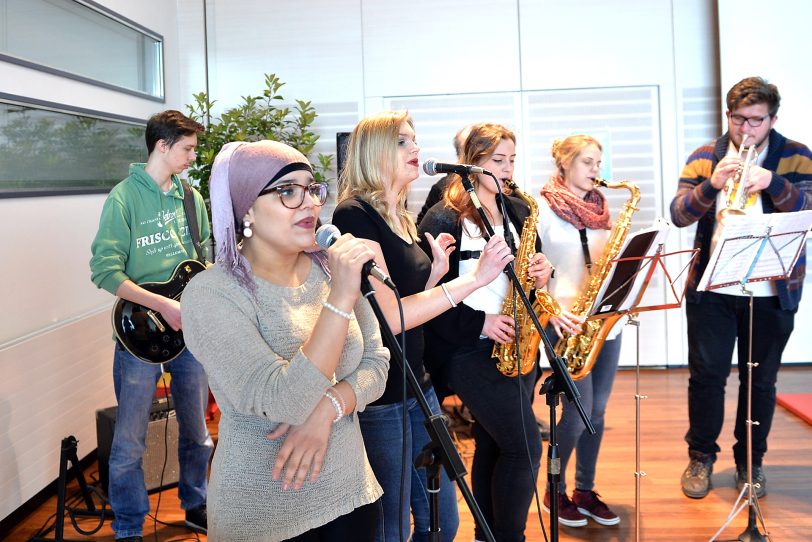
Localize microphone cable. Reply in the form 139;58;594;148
396;289;407;542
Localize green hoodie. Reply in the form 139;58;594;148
90;163;210;295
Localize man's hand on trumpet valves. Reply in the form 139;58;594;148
710;156;740;190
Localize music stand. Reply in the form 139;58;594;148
700;210;812;542
587;219;698;542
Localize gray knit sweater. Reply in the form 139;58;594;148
181;261;389;541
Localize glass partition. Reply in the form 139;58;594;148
0;98;147;197
0;0;164;99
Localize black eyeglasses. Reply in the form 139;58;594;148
730;114;770;128
259;182;328;209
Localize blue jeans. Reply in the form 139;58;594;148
109;346;213;538
554;334;622;494
359;386;459;542
446;339;541;542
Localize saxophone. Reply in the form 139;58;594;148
492;180;561;377
556;178;640;380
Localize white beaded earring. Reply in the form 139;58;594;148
243;220;253;239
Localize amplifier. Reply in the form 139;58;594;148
96;397;180;495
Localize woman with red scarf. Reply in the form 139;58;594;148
536;134;623;528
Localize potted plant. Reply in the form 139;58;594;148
185;73;333;207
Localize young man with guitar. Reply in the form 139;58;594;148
90;110;213;542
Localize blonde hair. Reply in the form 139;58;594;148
338;111;418;241
551;134;603;175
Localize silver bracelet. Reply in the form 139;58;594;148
321;300;354;321
440;283;457;308
324;389;344;423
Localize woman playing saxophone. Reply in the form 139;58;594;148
535;134;623;528
418;123;552;542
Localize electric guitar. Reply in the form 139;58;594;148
112;259;207;364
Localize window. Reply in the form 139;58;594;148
0;0;164;99
0;96;147;197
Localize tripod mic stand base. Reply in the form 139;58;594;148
737;507;767;542
738;526;767;542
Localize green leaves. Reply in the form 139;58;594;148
185;73;333;208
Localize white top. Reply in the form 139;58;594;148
536;196;622;341
711;141;777;297
458;219;519;316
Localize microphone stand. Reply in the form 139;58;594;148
359;277;496;542
460;173;594;542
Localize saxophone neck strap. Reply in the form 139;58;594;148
458;250;482;261
579;228;593;272
496;193;517;254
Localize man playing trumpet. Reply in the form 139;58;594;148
670;76;812;499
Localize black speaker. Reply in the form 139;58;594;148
96;397;180;495
336;131;351;194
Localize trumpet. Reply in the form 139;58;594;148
718;134;759;221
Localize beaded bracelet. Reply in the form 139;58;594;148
440;283;457;308
329;386;347;417
324;389;344;424
321;300;354;321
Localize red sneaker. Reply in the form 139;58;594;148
571;489;620;526
542;490;587;527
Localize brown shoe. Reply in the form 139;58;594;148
542;490;587;527
572;489;620;526
681;451;713;498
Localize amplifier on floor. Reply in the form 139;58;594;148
96;397;179;495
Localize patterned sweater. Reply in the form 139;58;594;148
669;130;812;311
181;262;389;541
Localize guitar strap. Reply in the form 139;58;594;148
182;183;206;264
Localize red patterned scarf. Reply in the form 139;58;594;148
540;174;611;230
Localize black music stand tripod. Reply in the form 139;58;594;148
700;211;812;542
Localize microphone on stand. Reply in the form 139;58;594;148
315;224;397;290
422;158;491;177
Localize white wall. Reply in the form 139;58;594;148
0;0;185;523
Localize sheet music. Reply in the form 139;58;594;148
590;218;671;315
698;210;812;291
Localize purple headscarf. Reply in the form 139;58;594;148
209;140;314;291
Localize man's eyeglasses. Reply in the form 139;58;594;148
730;114;771;128
259;182;328;209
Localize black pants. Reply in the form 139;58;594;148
447;338;542;542
685;292;794;466
284;500;381;542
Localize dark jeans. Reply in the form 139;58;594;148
283;500;382;542
447;338;542;542
554;333;622;494
685;292;795;466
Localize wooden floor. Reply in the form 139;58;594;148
5;366;812;541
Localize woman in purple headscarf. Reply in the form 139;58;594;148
181;140;390;541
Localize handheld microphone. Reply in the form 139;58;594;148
315;224;397;290
422;159;490;177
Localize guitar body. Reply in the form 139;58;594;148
112;259;207;364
